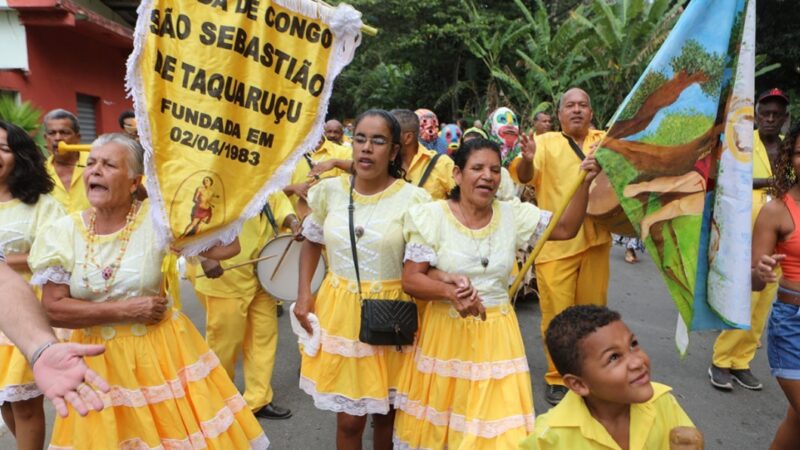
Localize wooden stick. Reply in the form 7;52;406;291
270;238;295;280
316;0;378;36
195;254;276;278
509;171;588;301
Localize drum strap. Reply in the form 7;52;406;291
303;153;315;169
562;133;586;161
417;153;443;188
262;202;279;236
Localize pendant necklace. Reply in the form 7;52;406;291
456;201;492;269
354;179;393;240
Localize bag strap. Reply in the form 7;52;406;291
262;201;279;238
304;153;315;169
562;133;586;161
348;178;364;301
417;153;443;188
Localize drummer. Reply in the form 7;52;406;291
191;190;300;420
283;135;352;216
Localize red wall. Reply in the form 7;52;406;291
0;25;132;134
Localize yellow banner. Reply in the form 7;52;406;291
127;0;362;253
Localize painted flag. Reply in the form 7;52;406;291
126;0;363;255
595;0;754;352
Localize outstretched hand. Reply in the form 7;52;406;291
519;131;536;162
32;343;110;417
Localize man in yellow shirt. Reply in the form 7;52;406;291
510;88;611;404
391;109;455;199
283;137;352;216
709;89;789;391
42;109;90;213
520;305;697;450
192;191;299;420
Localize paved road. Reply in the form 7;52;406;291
0;246;785;448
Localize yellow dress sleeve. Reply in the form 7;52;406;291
267;190;296;231
302;177;334;244
28;214;76;284
497;167;516;201
403;201;439;265
33;194;67;238
509;197;549;250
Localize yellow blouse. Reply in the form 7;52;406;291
0;194;65;276
29;200;165;305
405;144;456;200
289;139;352;210
303;175;431;281
404;198;550;307
46;153;91;214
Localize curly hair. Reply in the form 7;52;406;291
545;305;622;377
448;138;501;201
0;121;55;204
770;122;800;199
353;109;406;180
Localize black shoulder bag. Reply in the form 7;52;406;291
348;180;417;348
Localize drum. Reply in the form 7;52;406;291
256;234;326;302
587;172;637;236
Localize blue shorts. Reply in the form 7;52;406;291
767;297;800;380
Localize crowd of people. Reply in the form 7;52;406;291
0;84;796;450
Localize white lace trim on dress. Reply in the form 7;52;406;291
320;330;412;358
299;376;393;416
391;434;434;450
415;353;529;380
302;218;325;244
0;383;42;404
97;351;222;408
31;266;71;286
394;394;535;439
403;243;437;265
530;210;553;246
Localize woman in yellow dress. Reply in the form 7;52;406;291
29;133;268;449
293;110;430;449
0;121;66;450
393;138;599;449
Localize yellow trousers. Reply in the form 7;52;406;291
712;280;777;369
196;288;278;411
535;242;611;385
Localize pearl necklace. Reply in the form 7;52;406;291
82;201;140;295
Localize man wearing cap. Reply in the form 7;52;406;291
709;88;789;391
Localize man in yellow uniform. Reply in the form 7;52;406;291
391;109;455;199
192;191;299;420
283;136;352;215
709;89;789;391
510;88;611;405
42;109;90;213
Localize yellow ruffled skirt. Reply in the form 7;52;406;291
0;335;39;404
48;309;268;450
393;301;535;449
299;275;413;415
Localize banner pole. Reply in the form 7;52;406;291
316;0;378;36
509;171;587;301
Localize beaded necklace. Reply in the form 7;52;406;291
81;200;140;295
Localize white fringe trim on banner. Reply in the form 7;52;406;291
125;0;363;255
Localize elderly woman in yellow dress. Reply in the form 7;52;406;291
0;120;66;450
393;138;599;449
294;109;430;449
29;133;268;449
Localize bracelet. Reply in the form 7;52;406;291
29;340;58;367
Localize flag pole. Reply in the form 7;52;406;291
509;170;587;300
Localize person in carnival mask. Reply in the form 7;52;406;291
415;109;448;154
485;107;521;167
441;124;462;155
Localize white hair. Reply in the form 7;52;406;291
91;133;144;178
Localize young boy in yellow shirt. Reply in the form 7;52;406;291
520;305;701;450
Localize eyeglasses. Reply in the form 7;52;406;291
353;135;388;146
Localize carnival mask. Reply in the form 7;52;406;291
489;107;520;150
415;108;440;143
441;124;462;152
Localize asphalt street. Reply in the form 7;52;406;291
1;245;785;449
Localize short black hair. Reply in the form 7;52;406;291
533;111;551;121
0;120;55;204
389;109;419;137
545;305;622;377
118;110;135;129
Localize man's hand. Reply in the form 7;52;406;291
580;154;602;183
308;160;336;178
33;343;110;417
519;131;536;162
200;258;225;279
755;254;785;283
